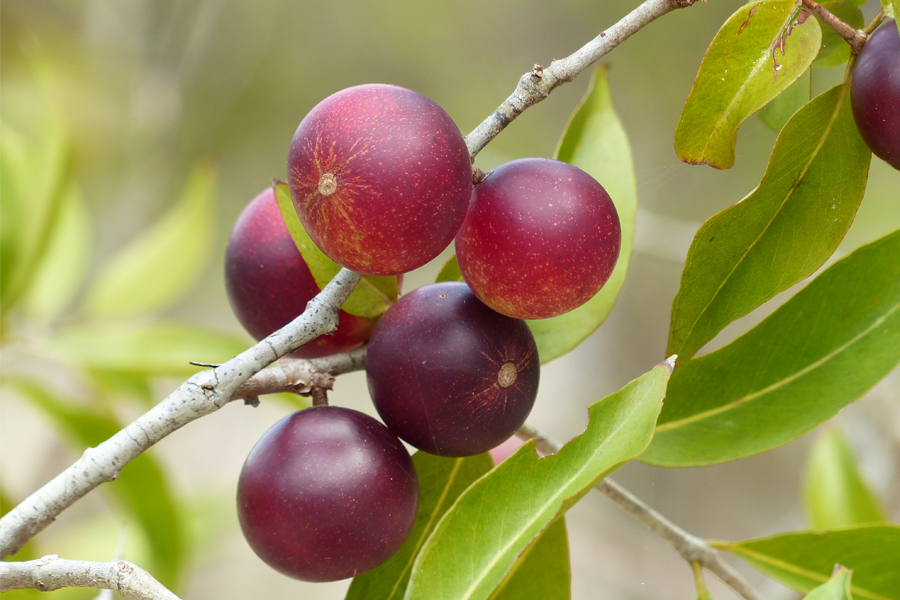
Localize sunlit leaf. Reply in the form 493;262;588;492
813;2;865;68
675;0;822;169
48;322;250;376
668;82;871;362
9;379;186;588
489;517;570;600
644;229;900;467
274;181;398;319
804;428;885;529
757;68;811;131
803;567;855;600
404;360;672;600
435;254;464;283
713;524;900;600
84;160;218;317
22;183;91;320
526;64;636;364
347;453;494;600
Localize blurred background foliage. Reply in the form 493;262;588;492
1;0;898;599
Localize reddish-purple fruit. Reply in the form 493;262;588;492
237;406;418;582
225;187;377;358
366;282;539;457
288;84;473;276
851;20;900;170
455;158;621;320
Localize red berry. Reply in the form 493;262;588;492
851;20;900;170
455;158;621;320
367;282;539;457
288;84;473;276
225;188;377;358
237;407;418;582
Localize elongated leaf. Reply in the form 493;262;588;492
814;3;865;68
757;68;811;131
0;62;71;314
273;181;398;319
804;428;886;529
489;518;570;600
9;379;185;587
644;229;900;467
712;524;900;600
675;0;822;169
526;64;637;363
804;567;854;600
668;82;871;362
347;452;495;600
48;322;250;376
85;161;217;317
404;360;672;600
22;183;91;320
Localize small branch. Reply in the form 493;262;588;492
0;556;181;600
0;269;363;559
464;0;702;158
801;0;867;54
516;423;766;600
229;345;368;403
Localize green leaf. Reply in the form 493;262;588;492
347;452;494;600
273;181;398;319
804;567;855;600
22;182;91;320
675;0;822;169
643;229;900;467
84;160;218;317
0;61;71;315
713;524;900;600
668;82;871;362
48;322;250;376
526;64;637;363
814;2;865;68
403;360;672;600
804;428;885;529
9;379;186;588
489;517;570;600
881;0;898;22
435;254;464;283
757;68;811;131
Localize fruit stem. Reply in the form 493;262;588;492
800;0;867;54
311;387;329;407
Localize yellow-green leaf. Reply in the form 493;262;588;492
675;0;822;169
84;160;217;317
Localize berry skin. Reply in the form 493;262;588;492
237;406;419;582
851;20;900;170
288;84;473;276
366;282;540;457
225;187;377;358
455;158;621;320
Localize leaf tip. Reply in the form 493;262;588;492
660;355;677;373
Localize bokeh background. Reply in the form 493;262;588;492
2;0;898;598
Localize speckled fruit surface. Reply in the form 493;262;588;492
366;282;540;457
851;20;900;170
236;406;418;582
288;84;472;276
225;187;376;358
455;158;621;320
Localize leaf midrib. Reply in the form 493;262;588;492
711;542;891;600
674;80;849;358
657;297;900;433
